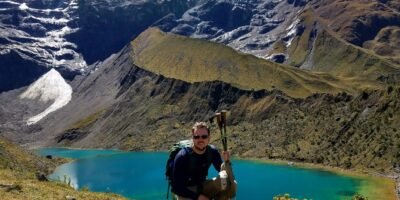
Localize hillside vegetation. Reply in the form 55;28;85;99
311;0;400;48
364;26;400;65
0;137;125;200
275;9;400;81
130;28;376;98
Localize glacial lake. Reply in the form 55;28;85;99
37;148;379;200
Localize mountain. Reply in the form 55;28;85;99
0;0;198;92
0;0;83;92
275;8;400;79
1;0;400;176
2;0;399;92
0;68;72;132
364;26;400;65
156;0;310;58
20;68;72;125
71;0;201;64
0;29;392;174
131;28;389;97
311;0;400;48
156;0;400;70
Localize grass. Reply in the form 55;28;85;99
0;170;125;200
69;109;105;130
287;13;315;67
0;137;126;200
356;175;396;200
311;0;399;49
130;28;378;98
311;30;399;79
363;26;400;65
268;40;287;55
286;9;400;80
0;137;49;173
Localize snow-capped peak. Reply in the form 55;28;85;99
20;69;72;125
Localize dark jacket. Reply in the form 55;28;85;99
172;145;222;199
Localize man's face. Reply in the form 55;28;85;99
192;128;210;151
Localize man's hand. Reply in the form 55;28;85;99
198;194;209;200
222;151;230;162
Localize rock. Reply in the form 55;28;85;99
56;129;83;143
0;183;22;192
270;54;286;63
36;171;48;181
65;195;76;200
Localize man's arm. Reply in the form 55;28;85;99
173;150;200;199
211;148;223;172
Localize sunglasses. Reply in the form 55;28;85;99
193;135;209;139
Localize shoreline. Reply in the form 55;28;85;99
34;146;399;199
234;156;398;200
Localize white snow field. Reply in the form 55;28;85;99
20;69;72;125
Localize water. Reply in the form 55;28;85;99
37;148;364;200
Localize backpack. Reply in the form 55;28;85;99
165;140;213;198
165;139;193;183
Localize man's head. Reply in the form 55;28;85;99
192;122;210;152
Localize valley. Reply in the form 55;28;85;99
1;0;400;199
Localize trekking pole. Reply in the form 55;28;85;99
215;112;225;150
216;111;228;151
166;182;170;200
221;110;228;151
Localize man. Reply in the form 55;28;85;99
172;122;230;200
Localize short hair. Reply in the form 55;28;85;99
192;122;210;135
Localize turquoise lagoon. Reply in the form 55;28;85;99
37;148;368;200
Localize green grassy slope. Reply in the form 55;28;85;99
130;28;372;98
0;137;126;200
286;9;400;81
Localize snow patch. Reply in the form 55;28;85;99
19;3;28;10
284;18;299;47
1;0;86;71
1;1;19;5
20;69;72;125
28;15;70;25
